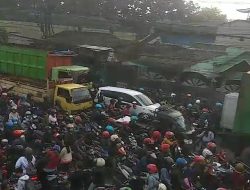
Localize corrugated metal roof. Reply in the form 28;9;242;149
187;48;250;74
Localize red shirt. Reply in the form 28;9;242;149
232;171;246;189
46;150;60;170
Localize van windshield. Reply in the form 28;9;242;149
135;94;154;106
71;88;92;103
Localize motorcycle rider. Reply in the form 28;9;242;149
146;164;160;190
14;167;30;190
162;131;176;146
202;142;216;159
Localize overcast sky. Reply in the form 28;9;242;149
192;0;250;20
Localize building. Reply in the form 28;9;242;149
216;20;250;50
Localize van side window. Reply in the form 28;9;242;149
57;88;70;99
119;93;137;104
101;90;118;99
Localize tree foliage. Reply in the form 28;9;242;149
192;7;227;22
0;0;227;23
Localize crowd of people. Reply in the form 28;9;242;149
0;88;249;190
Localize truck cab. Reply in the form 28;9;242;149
51;66;92;89
54;83;93;113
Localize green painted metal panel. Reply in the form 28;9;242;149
0;46;47;80
233;72;250;134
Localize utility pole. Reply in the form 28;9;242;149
237;8;250;20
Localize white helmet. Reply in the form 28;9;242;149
95;158;105;167
158;183;167;190
66;123;74;128
110;134;119;142
195;99;201;104
202;148;213;158
170;93;176;97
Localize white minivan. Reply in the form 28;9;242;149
95;86;161;115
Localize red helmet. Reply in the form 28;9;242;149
102;131;110;139
12;130;25;138
207;142;216;150
151;131;161;140
165;131;174;139
107;118;115;124
147;164;158;174
202;108;209;113
74;116;82;124
161;143;170;153
143;138;153;145
193;155;205;163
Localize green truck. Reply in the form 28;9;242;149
0;45;93;112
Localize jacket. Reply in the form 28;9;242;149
147;173;160;190
15;175;29;190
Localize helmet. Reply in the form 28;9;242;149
170;93;176;97
95;104;102;109
117;147;126;156
202;108;209;113
95;158;105;167
193;155;205;163
66;124;74;128
207;142;216;150
110;134;119;142
216;102;223;107
143;138;153;145
195;99;201;104
187;103;192;108
11;106;17;110
202;148;213;158
152;131;161;140
176;158;187;166
165;131;174;139
74;116;82;124
102;131;110;138
106;125;114;133
1;139;8;144
6;120;14;128
107;118;115;124
186;93;192;97
217;188;227;190
161;144;170;153
235;163;245;173
158;183;167;190
147;164;158;174
12;130;25;138
25;111;32;115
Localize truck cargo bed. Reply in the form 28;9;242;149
0;75;52;102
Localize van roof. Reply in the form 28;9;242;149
99;86;142;96
56;83;86;90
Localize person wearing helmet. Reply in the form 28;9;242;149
9;106;20;124
202;142;216;159
171;157;188;189
197;129;215;147
146;164;160;190
91;104;106;125
48;109;58;127
59;142;72;172
15;147;36;175
162;131;176;146
88;158;106;190
151;131;161;145
158;183;167;190
100;131;111;155
231;163;247;190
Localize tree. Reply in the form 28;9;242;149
191;7;227;22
